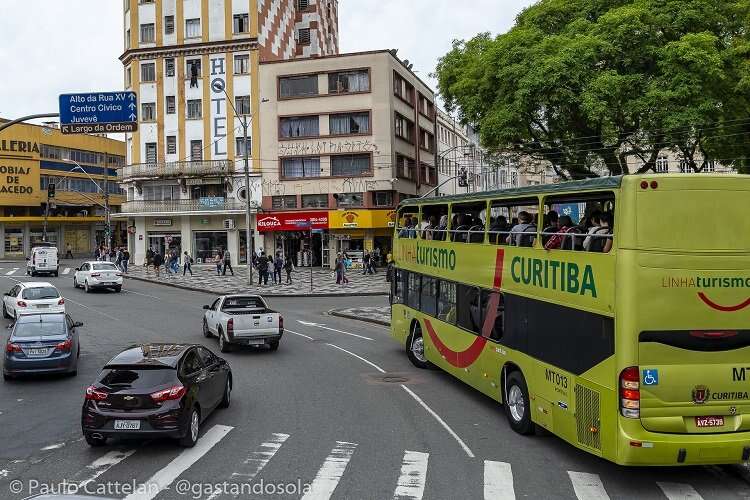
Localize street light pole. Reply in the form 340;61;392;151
62;159;109;248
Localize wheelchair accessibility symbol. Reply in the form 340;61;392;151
643;369;659;386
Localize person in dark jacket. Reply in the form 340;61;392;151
257;252;269;285
283;256;294;284
273;253;284;285
152;251;164;278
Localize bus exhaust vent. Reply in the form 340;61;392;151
575;384;601;451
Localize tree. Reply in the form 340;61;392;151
435;0;750;177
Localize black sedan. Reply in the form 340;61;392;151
81;343;231;447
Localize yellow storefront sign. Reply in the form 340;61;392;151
0;158;40;206
328;209;396;229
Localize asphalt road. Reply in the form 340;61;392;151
0;261;749;500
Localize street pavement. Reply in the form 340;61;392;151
330;306;391;326
0;260;749;499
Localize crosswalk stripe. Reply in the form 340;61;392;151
77;449;136;487
5;269;17;275
657;482;704;500
233;432;290;480
123;424;233;500
568;471;610;500
393;450;428;500
301;441;357;500
62;268;71;275
483;461;515;500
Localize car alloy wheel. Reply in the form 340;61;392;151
85;281;90;293
73;277;78;288
190;410;199;441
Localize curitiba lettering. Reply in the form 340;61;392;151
510;256;597;298
416;243;456;271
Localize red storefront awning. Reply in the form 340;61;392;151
257;211;329;232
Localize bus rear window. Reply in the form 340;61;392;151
637;189;750;251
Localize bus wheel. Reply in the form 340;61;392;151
505;371;535;435
407;323;430;369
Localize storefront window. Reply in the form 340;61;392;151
4;229;24;256
193;231;227;263
239;230;255;264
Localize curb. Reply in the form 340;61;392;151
124;275;389;298
328;308;391;327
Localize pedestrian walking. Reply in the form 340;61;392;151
115;247;124;271
145;247;154;269
284;256;294;284
121;248;130;273
152;251;163;278
214;252;223;276
65;243;74;260
257;252;269;285
222;248;234;276
182;251;193;276
334;253;343;285
273;252;283;285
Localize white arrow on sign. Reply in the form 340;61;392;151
129;113;136;121
296;320;374;341
128;93;136;101
128;103;136;110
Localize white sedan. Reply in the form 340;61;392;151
2;282;65;319
73;261;123;293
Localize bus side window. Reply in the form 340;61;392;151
397;209;419;239
481;291;504;341
421;204;449;241
420;276;437;317
406;273;421;311
457;284;482;334
449;202;488;244
437;280;456;325
490;198;539;247
390;269;403;305
543;193;615;252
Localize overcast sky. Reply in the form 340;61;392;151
0;0;535;122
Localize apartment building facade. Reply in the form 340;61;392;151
258;50;437;268
117;0;338;266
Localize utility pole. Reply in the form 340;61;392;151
104;173;111;250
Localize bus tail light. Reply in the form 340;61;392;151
620;366;640;418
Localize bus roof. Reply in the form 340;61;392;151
400;176;624;207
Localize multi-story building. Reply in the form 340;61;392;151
0;120;125;258
116;0;339;266
258;50;437;268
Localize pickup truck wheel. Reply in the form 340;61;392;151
202;319;212;338
218;330;232;353
269;340;279;351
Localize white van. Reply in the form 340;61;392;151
27;245;59;277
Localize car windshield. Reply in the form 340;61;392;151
99;368;176;389
92;263;118;271
222;297;264;309
22;287;59;300
13;320;65;338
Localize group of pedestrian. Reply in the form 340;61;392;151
361;251;377;275
252;250;294;286
334;252;352;285
94;244;130;273
144;247;193;278
213;248;233;276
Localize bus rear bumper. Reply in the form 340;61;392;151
618;419;750;465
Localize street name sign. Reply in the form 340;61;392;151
59;92;138;134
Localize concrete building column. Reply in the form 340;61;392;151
22;223;31;257
181;216;193;260
227;225;239;267
134;217;147;265
0;223;5;259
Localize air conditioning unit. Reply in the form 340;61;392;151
223;219;236;230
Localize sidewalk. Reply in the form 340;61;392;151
124;264;389;297
329;305;391;326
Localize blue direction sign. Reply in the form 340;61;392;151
59;91;138;134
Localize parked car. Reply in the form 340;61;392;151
3;313;82;380
2;282;65;320
27;244;59;277
81;343;231;447
202;295;283;352
73;261;123;293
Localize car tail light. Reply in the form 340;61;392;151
5;342;22;353
279;316;284;333
227;318;234;338
85;386;108;401
91;273;101;277
56;338;72;352
150;385;186;403
17;301;27;308
58;298;65;305
620;366;640;418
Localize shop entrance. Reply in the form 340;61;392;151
148;233;182;260
274;231;322;267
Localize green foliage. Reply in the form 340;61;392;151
435;0;750;177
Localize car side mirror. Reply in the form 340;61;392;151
75;267;81;271
25;257;30;261
73;321;84;327
202;305;210;310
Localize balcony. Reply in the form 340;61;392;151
118;160;233;182
115;198;248;217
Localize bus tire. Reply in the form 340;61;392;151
406;323;430;369
505;371;535;435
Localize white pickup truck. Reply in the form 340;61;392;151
202;295;283;353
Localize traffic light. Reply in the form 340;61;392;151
47;183;55;199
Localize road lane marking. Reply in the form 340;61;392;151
123;424;233;500
63;297;120;321
326;343;386;373
5;269;18;276
77;449;136;487
123;289;161;300
400;385;475;458
298;320;374;341
62;268;71;275
233;432;289;479
483;461;515;500
657;482;704;500
568;471;610;500
393;450;428;500
301;441;357;500
40;442;65;451
286;329;315;341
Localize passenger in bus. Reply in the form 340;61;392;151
506;211;537;247
588;212;613;252
542;210;559;246
544;215;575;250
489;215;510;245
399;216;417;239
423;215;438;240
435;215;449;241
451;214;469;242
582;210;603;251
468;216;485;243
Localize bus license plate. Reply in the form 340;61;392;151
114;420;141;430
695;416;724;428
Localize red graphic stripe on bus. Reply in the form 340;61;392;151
698;293;750;312
494;249;505;289
425;319;487;368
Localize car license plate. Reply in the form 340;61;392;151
26;348;48;357
114;420;141;430
695;416;724;428
247;339;265;346
37;304;49;309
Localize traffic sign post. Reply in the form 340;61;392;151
59;92;138;135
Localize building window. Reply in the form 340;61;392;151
186;58;201;77
655;156;669;173
374;191;393;207
166;96;176;114
704;160;716;172
140;62;156;82
396;154;416;180
236;137;251;157
235;95;251;115
679;160;692;173
140;23;155;43
282;157;321;178
511;171;518;186
328;70;370;94
125;29;131;49
280;116;319;138
297;0;310;9
297;28;311;45
419;94;434;118
279;75;319;98
393;71;415;104
190;140;203;161
141;103;156;122
329;112;369;136
301;194;327;208
234;54;249;74
165;58;175;77
125;66;132;88
124;0;129;12
336;193;364;208
272;195;297;209
420;128;434;153
145;143;157;163
186;18;201;38
166;136;177;155
395;113;414;143
187;99;202;119
331;154;371;177
233;13;249;33
165;15;175;35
